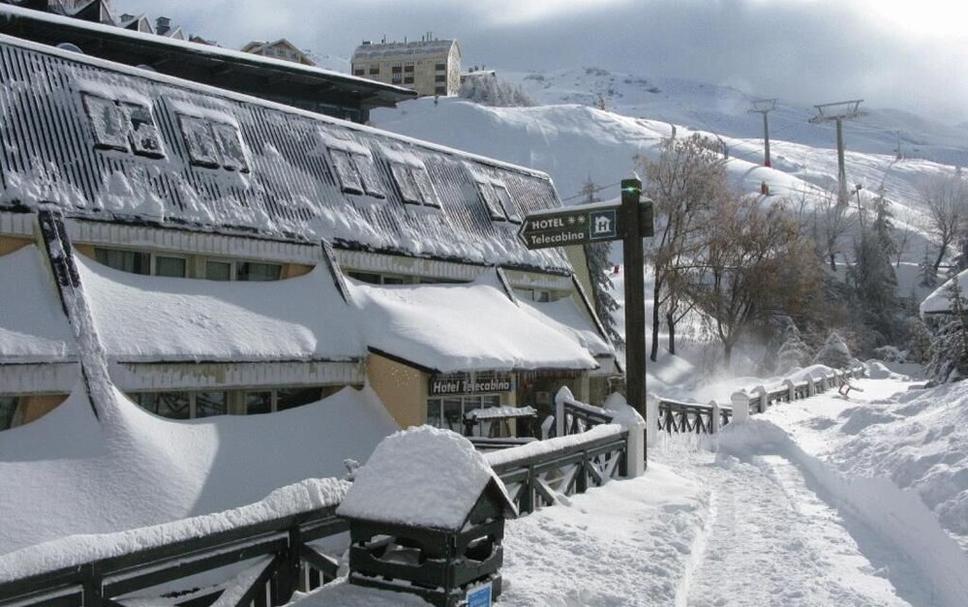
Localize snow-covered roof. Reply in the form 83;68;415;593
0;245;77;363
76;252;363;363
347;274;600;373
0;383;398;553
352;39;458;61
920;269;968;315
520;297;613;357
337;425;514;530
0;34;573;273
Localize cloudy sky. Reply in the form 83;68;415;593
120;0;968;123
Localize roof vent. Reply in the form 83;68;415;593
56;42;84;54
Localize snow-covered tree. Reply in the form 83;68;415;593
919;245;939;288
458;75;534;107
927;273;968;382
777;323;814;373
848;208;899;346
578;178;622;345
903;317;933;364
814;331;852;369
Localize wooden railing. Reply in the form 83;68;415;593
653;364;866;436
0;507;346;607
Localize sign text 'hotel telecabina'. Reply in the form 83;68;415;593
517;200;653;250
428;373;513;396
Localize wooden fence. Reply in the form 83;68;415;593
652;365;867;436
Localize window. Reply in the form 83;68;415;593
435;86;447;96
330;149;364;194
493;184;521;222
154;255;187;278
276;387;323;412
138;392;191;420
404;65;414;73
381;276;407;285
347;271;382;285
392;74;403;84
354;154;385;198
369;66;380;75
353;68;365;76
205;260;233;281
326;141;385;198
426;395;503;435
245;391;273;415
211;123;249;172
236;262;282;281
195;391;227;418
0;396;18;430
442;398;463;433
435;75;446;83
391;65;402;73
83;94;130;152
476;182;506;221
178;115;220;168
411;167;440;208
122;102;165;158
95;248;150;275
426;399;443;429
403;76;414;85
435;63;447;71
391;163;422;205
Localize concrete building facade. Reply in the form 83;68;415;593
352;36;461;97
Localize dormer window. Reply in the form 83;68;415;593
122;102;165;158
391;163;422;205
474;175;520;223
177;110;249;172
178;115;220;168
493;184;521;223
321;130;385;198
82;93;166;159
384;147;440;208
212;122;249;172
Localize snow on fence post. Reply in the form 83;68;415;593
807;376;817;396
730;391;750;423
645;392;659;450
709;400;721;434
555;389;567;438
783;379;795;402
752;385;768;414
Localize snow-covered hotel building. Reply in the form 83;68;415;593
0;10;617;437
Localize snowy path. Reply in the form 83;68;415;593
683;452;915;607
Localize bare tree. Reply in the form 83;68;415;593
812;187;852;271
920;173;968;272
638;134;727;361
688;196;822;367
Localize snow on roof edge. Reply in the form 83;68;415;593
0;31;556;182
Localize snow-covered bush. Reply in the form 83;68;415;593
813;331;852;369
903;317;933;364
927;277;968;383
776;324;813;373
458;75;535;107
872;345;906;364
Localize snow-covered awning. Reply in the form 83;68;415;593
519;297;613;357
0;246;76;364
76;253;364;363
347;274;600;373
920;270;968;316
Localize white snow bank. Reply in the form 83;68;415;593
288;579;431;607
0;477;347;583
921;269;968;315
0;245;76;362
76;253;362;362
0;383;398;553
485;424;626;468
337;426;511;530
715;419;968;607
346;275;599;372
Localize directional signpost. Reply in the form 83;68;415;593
519;178;654;464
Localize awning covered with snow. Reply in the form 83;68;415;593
347;274;601;373
0;246;76;364
920;269;968;316
519;297;612;357
76;253;364;363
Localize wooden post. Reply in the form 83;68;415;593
709;400;721;434
752;385;767;414
730;391;750;423
645;392;659;449
783;379;795;402
622;179;647;465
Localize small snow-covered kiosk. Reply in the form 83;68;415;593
337;427;516;607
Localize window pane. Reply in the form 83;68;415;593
412;167;440;208
442;398;463;433
0;396;18;430
155;256;186;278
122;102;165;158
330;149;364;194
435;75;446;83
178;115;221;168
236;262;282;281
347;271;382;285
477;182;505;221
206;261;233;281
481;395;501;408
95;248;150;275
276;387;323;412
381;275;408;285
212;123;249;172
245;391;273;415
426;399;443;428
493;184;520;222
391;164;422;205
195;392;227;418
354;154;385;198
83;94;129;152
139;392;190;419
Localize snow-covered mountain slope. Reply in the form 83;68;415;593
503;67;968;168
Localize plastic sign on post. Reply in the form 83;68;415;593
466;581;492;607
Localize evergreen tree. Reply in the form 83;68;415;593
578;177;623;346
848;219;899;346
458;75;535;107
776;323;814;373
814;331;852;369
903;317;933;364
871;189;897;259
927;272;968;382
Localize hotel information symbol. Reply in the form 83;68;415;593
518;200;651;250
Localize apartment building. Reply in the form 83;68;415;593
351;36;461;97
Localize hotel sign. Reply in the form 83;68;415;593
517;200;653;250
429;372;513;396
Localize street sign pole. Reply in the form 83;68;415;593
620;179;647;464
